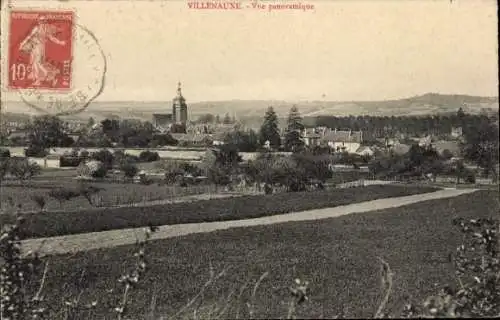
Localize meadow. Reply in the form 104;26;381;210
0;185;438;238
25;190;499;319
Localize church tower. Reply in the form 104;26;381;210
172;82;188;124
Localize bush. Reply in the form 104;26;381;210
0;148;10;158
138;151;160;162
441;149;454;160
91;166;108;178
24;145;47;157
120;162;138;178
77;160;107;178
59;156;85;167
8;158;41;182
403;218;500;318
80;149;90;158
90;150;114;169
465;171;476;184
48;188;81;205
149;134;178;147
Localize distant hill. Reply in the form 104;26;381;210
1;93;498;124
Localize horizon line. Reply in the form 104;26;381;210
2;91;499;105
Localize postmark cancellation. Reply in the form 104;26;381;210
6;8;106;116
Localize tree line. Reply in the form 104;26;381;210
309;108;497;139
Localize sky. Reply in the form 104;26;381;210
1;0;498;103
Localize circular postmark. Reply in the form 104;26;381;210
17;23;106;116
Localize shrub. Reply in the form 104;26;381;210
77;160;107;178
0;148;10;158
24;145;47;157
138;150;160;162
48;188;81;206
441;149;454;160
8;158;41;182
91;166;108;178
403;218;500;318
31;194;47;211
121;162;139;178
90;149;114;169
80;149;90;158
59;155;85;167
465;171;476;184
0;158;9;181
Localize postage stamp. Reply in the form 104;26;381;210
8;10;73;90
6;8;106;116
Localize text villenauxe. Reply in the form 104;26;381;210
188;2;243;9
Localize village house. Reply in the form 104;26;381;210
7;129;30;145
390;143;411;155
170;133;213;146
451;127;463;138
301;128;322;147
320;128;363;153
433;140;461;157
211;132;226;146
355;146;375;157
152;113;173;130
418;135;432;147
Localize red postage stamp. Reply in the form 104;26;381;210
7;10;74;90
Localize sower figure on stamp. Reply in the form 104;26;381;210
19;15;66;87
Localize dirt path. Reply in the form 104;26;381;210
21;188;477;257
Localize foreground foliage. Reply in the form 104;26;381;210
2;190;493;319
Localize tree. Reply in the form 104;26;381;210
90;150;115;169
149;133;178;147
8;158;41;184
442;149;454;160
462;120;499;178
138;151;160;162
0;158;9;183
101;118;120;141
48;188;81;208
202;145;242;187
259;107;281;149
197;114;215;124
223;113;232;124
287;105;304;132
0;148;11;158
284;106;305;152
27;115;73;150
284;130;304;152
223;130;259;152
87;117;96;128
120;162;138;178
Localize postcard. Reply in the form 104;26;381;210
0;1;498;319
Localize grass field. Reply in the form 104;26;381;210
0;185;438;239
0;180;219;213
25;190;499;319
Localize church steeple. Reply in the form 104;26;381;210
172;81;188;124
177;81;183;98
